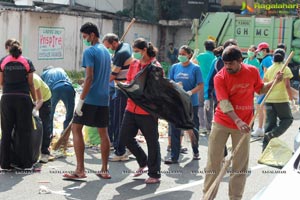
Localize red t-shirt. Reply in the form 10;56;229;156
125;58;161;115
214;63;264;129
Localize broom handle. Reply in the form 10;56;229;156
52;119;73;150
203;51;294;200
120;18;135;42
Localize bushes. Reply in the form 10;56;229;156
161;62;171;77
65;70;85;84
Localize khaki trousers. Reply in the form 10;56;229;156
203;122;250;200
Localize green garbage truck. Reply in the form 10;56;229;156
189;12;300;63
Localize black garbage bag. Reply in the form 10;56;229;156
117;62;194;130
29;116;43;163
0;116;43;167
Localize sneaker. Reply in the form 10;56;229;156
48;154;55;160
164;158;178;164
0;167;13;172
167;145;171;152
180;147;188;154
199;128;208;136
293;110;300;120
251;128;264;137
12;165;33;171
109;153;129;162
199;128;207;134
110;144;115;151
166;146;187;153
193;153;201;160
40;154;49;163
126;148;132;156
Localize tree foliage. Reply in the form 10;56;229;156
160;0;181;20
117;0;158;22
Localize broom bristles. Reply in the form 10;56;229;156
203;160;232;200
52;122;72;151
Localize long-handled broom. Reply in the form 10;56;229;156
203;51;294;200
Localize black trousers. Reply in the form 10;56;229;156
39;99;52;155
0;94;34;169
120;111;161;178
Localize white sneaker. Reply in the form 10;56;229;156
12;165;33;171
251;128;264;137
126;148;132;156
40;154;49;163
199;128;207;134
109;153;129;162
293;110;300;120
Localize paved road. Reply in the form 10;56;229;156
0;117;299;200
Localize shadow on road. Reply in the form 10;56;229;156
113;179;160;200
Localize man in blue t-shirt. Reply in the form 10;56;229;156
256;42;273;79
102;33;133;162
167;42;179;64
41;66;75;137
196;40;216;134
63;22;111;180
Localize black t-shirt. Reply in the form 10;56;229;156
289;62;300;81
0;55;35;94
112;42;132;81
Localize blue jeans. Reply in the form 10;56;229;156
290;80;300;104
170;106;199;161
198;89;213;131
108;85;116;144
112;89;127;156
50;84;75;133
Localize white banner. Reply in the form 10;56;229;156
38;27;64;60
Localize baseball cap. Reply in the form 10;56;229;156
256;42;269;52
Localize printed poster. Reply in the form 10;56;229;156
38;27;64;60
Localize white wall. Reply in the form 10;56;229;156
14;0;33;6
15;0;70;6
0;10;114;74
168;27;193;49
0;10;163;73
43;0;69;4
122;21;159;46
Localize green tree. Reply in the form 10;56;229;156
117;0;158;23
134;0;157;22
160;0;181;20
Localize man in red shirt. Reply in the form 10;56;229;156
202;46;283;200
